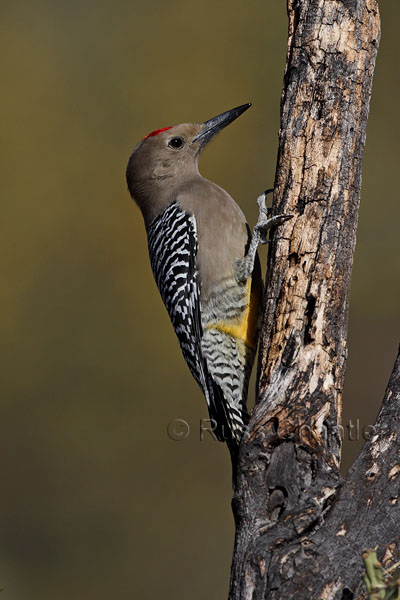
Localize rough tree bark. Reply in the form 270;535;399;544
229;2;399;599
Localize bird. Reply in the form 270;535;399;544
126;103;291;464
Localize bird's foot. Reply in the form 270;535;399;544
255;190;293;244
234;190;293;284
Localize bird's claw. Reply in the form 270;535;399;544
256;189;273;217
255;190;293;244
257;214;293;244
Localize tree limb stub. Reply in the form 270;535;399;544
229;1;386;598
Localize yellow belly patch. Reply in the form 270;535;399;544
205;279;259;350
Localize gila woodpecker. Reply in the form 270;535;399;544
126;104;291;461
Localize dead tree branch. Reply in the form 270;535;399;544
228;2;398;599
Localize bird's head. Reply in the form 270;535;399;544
126;103;251;221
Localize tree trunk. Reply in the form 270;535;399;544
228;2;399;599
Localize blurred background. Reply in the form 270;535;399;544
0;1;398;598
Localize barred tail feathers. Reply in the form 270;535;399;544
201;327;251;443
203;372;248;442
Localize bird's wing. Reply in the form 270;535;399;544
147;202;204;386
147;203;233;442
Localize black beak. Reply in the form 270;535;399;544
191;103;251;146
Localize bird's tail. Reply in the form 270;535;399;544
203;372;248;468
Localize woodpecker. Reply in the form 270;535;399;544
126;103;291;461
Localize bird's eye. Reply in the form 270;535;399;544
168;136;185;149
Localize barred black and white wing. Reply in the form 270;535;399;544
147;203;203;385
147;203;234;445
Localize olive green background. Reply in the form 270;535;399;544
0;1;398;598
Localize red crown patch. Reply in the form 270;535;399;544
142;127;172;141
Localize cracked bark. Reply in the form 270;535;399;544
228;2;399;599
